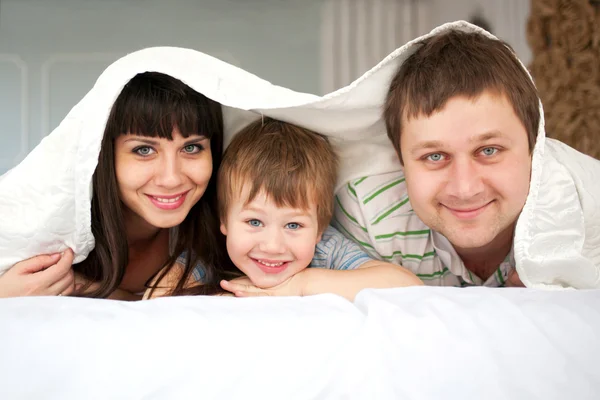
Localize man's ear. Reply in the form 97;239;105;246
220;222;227;236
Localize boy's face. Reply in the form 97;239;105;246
221;190;322;289
399;91;532;253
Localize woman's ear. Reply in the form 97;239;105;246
220;222;227;236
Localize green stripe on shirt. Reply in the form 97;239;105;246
363;178;406;205
335;196;367;232
381;250;436;260
372;196;410;225
417;267;449;280
374;229;430;240
333;218;374;249
347;182;357;198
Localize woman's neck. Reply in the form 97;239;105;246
122;207;163;246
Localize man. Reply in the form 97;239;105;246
334;28;600;288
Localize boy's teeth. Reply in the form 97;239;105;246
154;195;182;203
258;260;284;267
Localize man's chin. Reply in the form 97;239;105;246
443;229;495;250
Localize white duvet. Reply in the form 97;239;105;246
1;287;599;399
0;19;600;399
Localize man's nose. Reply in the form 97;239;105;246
445;158;484;200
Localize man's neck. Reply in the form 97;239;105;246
454;225;514;282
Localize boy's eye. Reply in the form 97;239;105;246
133;146;155;156
286;222;301;230
248;219;263;227
426;153;445;162
183;144;203;154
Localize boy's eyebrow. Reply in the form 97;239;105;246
241;205;312;218
241;205;267;214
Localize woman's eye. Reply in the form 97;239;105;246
286;222;301;230
134;146;154;156
426;153;445;162
248;219;262;227
183;144;202;154
481;147;498;156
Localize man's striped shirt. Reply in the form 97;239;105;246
333;170;514;287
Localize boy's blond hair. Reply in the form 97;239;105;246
218;117;338;233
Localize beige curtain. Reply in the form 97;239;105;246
319;0;431;93
528;0;600;159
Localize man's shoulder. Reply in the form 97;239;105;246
337;170;414;227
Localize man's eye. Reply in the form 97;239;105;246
286;222;301;230
248;219;262;227
134;146;154;156
426;153;444;162
481;147;498;156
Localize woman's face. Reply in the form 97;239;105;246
114;128;212;230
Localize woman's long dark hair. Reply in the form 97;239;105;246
74;72;233;297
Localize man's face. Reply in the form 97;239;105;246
400;91;532;253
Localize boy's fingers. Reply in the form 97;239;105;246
13;253;61;274
235;290;270;298
220;280;245;293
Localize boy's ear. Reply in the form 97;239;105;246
220;222;228;236
315;231;323;244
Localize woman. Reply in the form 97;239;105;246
0;72;232;299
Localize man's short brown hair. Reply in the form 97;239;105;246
218;117;338;233
384;29;540;164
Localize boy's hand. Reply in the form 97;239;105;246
0;249;75;298
219;273;306;297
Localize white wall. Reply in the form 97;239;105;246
0;0;531;174
0;0;323;173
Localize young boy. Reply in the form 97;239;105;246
217;117;422;300
146;118;422;300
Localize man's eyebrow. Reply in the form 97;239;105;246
410;140;446;156
471;131;507;142
409;131;510;156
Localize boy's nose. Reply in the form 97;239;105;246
258;231;286;254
